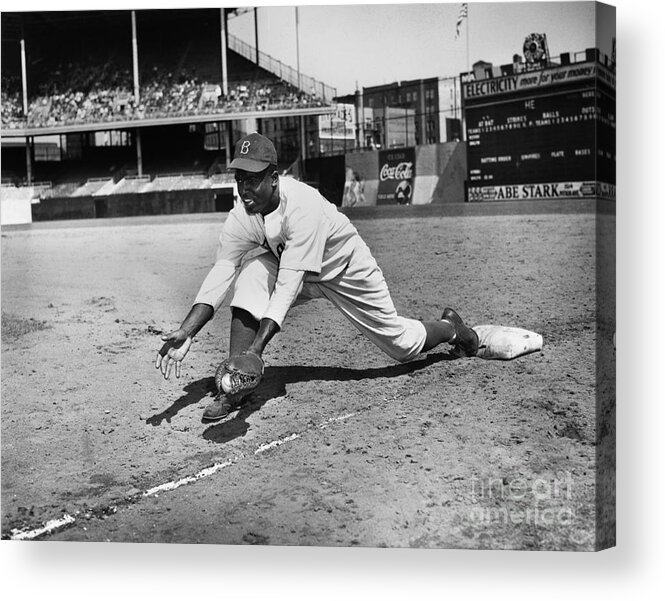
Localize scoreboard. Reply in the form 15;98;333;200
463;61;615;201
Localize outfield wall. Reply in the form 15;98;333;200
340;142;466;207
22;142;465;221
415;143;466;205
1;187;34;225
31;188;235;221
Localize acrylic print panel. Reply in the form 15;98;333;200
1;2;615;551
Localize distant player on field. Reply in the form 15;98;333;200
156;132;478;421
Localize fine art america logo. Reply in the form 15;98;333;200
379;161;413;182
466;472;581;530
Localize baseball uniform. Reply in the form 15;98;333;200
194;176;426;362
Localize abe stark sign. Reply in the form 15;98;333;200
468;181;608;201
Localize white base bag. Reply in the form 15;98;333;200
472;325;543;360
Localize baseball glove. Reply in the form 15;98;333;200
215;351;264;397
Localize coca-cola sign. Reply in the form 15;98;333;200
377;148;415;205
379;161;413;182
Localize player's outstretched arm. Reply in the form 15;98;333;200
155;303;214;379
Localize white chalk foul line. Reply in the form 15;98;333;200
318;412;356;429
8;411;357;540
143;457;239;497
10;513;76;541
255;432;300;454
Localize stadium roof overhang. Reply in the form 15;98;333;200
2;8;251;32
0;105;336;141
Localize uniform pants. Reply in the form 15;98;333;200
229;240;427;363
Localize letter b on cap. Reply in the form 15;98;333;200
240;140;251;154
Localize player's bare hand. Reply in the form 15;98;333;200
155;329;192;380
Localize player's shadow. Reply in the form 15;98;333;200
200;350;456;444
145;377;217;427
146;351;456;442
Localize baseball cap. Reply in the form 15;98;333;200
228;132;278;172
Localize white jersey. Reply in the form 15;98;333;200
194;177;360;311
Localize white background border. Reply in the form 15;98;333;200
2;1;662;599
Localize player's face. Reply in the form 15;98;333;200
235;167;279;216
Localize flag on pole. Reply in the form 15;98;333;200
455;3;468;39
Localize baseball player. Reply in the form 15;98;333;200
155;132;478;421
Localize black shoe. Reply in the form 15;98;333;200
202;394;245;422
441;307;479;357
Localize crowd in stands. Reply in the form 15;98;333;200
1;79;24;128
2;62;327;130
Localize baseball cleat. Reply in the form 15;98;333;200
441;307;479;357
202;393;245;421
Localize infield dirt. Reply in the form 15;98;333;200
1;200;614;549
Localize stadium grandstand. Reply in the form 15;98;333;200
1;8;614;224
1;8;336;211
